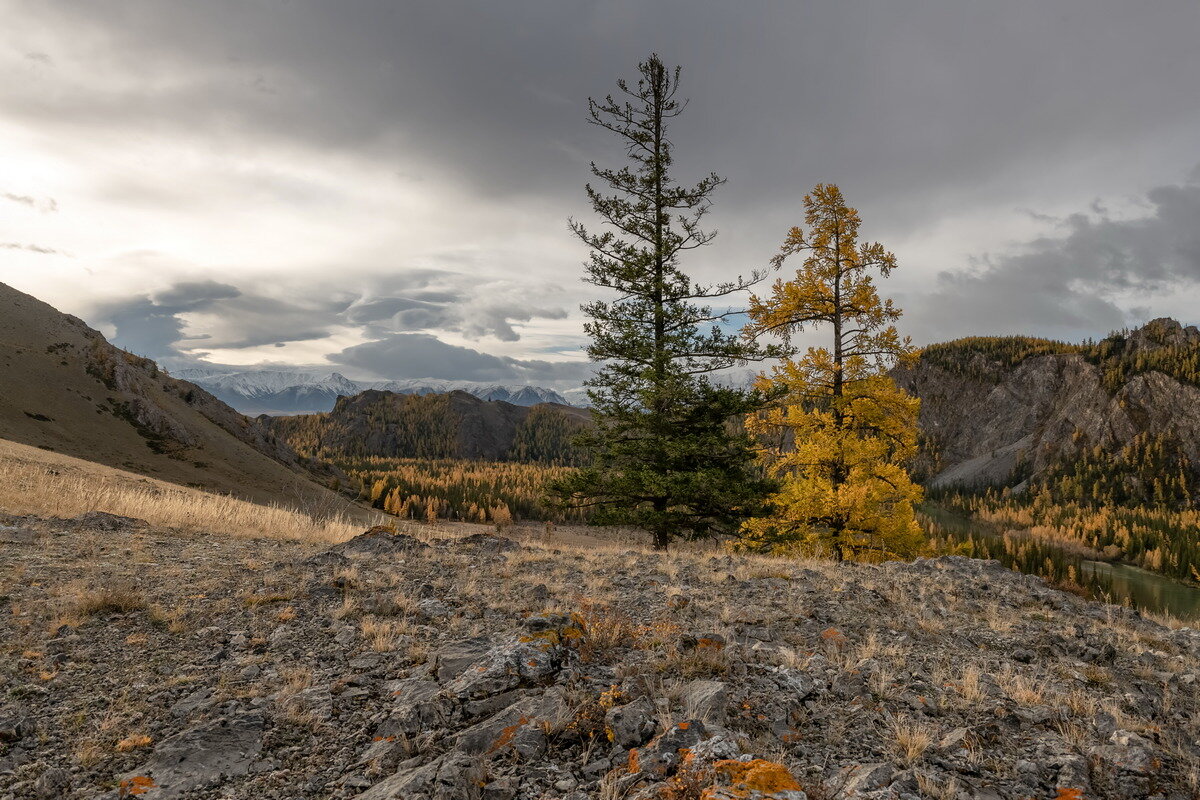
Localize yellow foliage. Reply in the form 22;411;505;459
741;184;923;561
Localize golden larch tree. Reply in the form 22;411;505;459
741;183;924;561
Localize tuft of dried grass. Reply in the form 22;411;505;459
888;715;935;766
72;583;145;617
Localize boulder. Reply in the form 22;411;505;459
330;527;428;558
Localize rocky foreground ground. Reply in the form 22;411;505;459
2;515;1200;800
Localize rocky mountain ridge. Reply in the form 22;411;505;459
174;368;573;415
265;389;592;463
895;318;1200;492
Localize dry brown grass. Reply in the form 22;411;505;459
888;715;935;766
0;445;371;543
995;666;1047;706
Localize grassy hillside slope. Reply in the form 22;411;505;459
0;282;350;508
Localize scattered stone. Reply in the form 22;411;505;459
70;511;148;531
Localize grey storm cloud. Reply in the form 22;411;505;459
7;0;1200;376
908;172;1200;342
98;280;345;358
331;333;593;385
13;1;1200;225
98;281;240;360
100;273;574;377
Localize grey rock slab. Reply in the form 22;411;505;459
119;712;264;799
432;637;494;683
605;696;657;749
443;636;563;701
354;751;486;800
168;687;215;719
376;679;450;738
456;696;546;758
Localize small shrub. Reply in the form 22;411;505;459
572;600;635;663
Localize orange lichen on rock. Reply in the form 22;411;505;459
118;775;157;797
704;759;803;797
488;715;531;754
820;627;846;644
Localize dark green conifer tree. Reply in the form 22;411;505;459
551;54;774;550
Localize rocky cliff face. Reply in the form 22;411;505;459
895;319;1200;490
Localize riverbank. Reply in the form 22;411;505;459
922;503;1200;620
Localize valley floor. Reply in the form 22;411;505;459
3;504;1200;799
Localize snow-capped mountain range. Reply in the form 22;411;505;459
173;368;575;415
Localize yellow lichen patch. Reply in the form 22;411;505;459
703;759;803;798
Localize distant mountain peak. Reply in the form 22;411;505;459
175;367;573;415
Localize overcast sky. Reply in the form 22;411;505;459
2;1;1199;387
